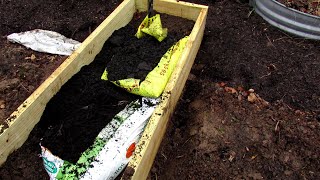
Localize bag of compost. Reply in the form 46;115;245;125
41;97;159;180
101;36;189;98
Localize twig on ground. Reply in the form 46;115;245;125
259;72;271;79
275;121;280;132
247;8;255;18
176;155;185;159
266;34;276;48
19;83;30;93
161;152;167;160
274;36;290;41
182;136;193;146
275;121;281;142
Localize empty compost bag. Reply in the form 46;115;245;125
7;29;81;56
135;14;167;42
41;97;159;180
101;36;189;98
135;0;167;42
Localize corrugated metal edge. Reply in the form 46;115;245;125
250;0;320;40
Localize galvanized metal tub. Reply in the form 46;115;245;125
250;0;320;40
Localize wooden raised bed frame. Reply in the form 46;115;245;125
0;0;208;178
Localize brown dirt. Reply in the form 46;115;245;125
0;9;194;180
0;0;122;130
278;0;320;16
151;0;320;179
1;0;320;180
0;39;66;131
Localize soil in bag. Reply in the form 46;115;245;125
40;12;194;164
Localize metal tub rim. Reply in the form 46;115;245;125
251;0;320;40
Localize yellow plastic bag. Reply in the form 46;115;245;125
101;36;189;98
135;14;167;42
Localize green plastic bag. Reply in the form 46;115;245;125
101;36;188;98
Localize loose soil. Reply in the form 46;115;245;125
106;13;191;81
0;10;194;180
278;0;320;16
0;40;65;132
1;0;320;180
151;0;320;179
0;0;123;130
41;13;194;163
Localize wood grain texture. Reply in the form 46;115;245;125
126;3;208;179
136;0;207;21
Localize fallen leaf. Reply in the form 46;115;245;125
248;93;258;103
225;87;237;94
30;54;36;61
25;54;36;61
0;100;5;109
228;151;236;162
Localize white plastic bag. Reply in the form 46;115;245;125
7;29;81;56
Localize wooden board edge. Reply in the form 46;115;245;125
125;7;208;180
135;0;208;21
0;0;136;166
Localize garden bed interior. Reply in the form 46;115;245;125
0;0;208;179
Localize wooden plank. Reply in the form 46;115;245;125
0;0;136;166
135;0;208;21
126;6;208;179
